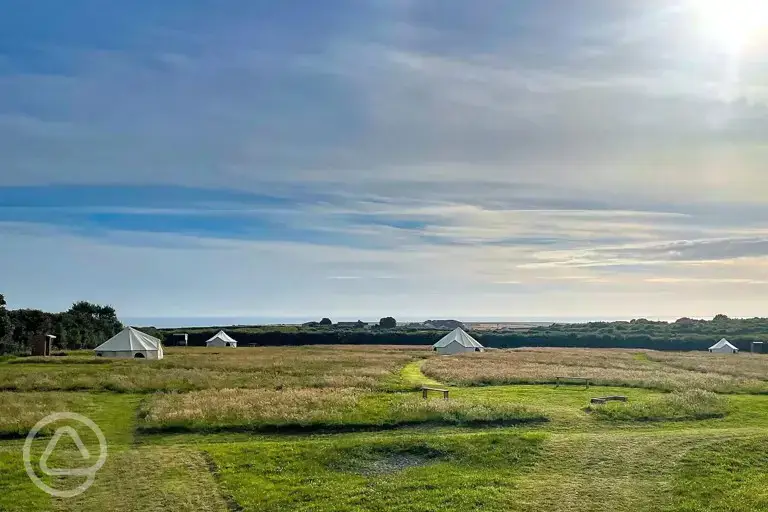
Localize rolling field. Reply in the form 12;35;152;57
2;346;768;511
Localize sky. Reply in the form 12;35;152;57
2;0;768;324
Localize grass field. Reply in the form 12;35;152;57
3;345;768;511
421;348;768;393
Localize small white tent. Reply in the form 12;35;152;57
432;327;484;355
206;330;238;348
709;338;739;354
94;327;164;359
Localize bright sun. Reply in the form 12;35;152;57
693;0;768;54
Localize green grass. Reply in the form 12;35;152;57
0;446;52;511
396;359;444;389
53;447;230;512
206;432;545;512
664;436;768;511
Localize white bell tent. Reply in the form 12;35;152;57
94;327;164;359
206;330;238;348
708;338;739;354
432;327;484;355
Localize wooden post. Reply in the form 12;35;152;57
422;388;428;400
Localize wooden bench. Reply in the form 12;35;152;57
555;376;590;389
421;386;449;400
590;396;628;404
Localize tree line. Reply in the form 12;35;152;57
0;294;123;355
158;315;768;352
2;293;766;354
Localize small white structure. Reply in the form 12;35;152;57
206;330;238;348
709;338;739;354
94;327;164;359
432;327;484;355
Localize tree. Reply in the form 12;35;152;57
0;294;10;349
319;318;332;326
379;317;397;328
713;314;729;322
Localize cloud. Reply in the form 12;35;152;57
3;1;768;319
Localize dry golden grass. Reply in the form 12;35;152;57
0;392;85;436
388;395;545;424
0;345;426;392
645;351;768;380
160;345;421;372
422;348;768;393
140;388;363;429
138;387;545;432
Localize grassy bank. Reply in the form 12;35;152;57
587;390;729;422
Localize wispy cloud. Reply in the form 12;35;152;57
2;0;768;318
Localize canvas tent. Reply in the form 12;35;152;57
206;330;238;348
432;327;484;355
94;327;164;359
709;338;739;354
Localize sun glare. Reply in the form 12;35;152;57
693;0;768;54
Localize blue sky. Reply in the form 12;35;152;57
2;0;768;322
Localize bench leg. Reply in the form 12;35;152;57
443;391;448;400
423;389;427;400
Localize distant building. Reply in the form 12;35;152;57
31;334;55;356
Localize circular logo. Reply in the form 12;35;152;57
23;412;108;498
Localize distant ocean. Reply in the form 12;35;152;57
121;315;651;329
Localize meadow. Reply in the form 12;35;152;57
3;345;768;511
421;347;768;393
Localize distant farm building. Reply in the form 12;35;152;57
30;334;56;356
206;330;238;348
94;327;164;359
709;338;738;354
433;328;484;355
